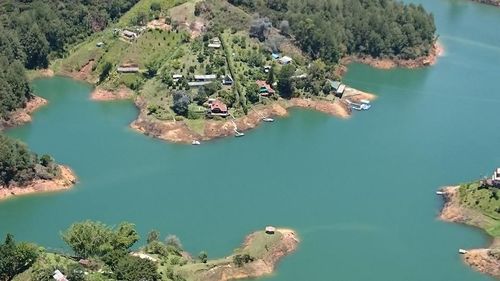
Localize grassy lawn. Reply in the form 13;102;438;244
459;182;500;237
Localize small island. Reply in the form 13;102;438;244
438;169;500;278
6;221;298;281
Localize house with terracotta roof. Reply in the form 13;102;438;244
209;99;229;116
256;80;275;96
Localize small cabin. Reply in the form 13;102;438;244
278;56;293;65
256;80;275;96
330;80;346;98
96;42;104;48
117;63;139;73
172;74;183;82
209;99;229;116
208;38;222;48
188;81;212;88
271;53;281;60
122;30;138;40
265;226;276;234
222;75;234;85
194;74;217;82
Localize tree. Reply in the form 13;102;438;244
62;221;138;259
145;59;160;78
266;64;275;85
279;20;290;36
194;87;208;106
172;91;190;117
114;256;160;281
99;62;113;83
277;64;296;98
165;235;183;251
62;221;115;258
198;251;208;263
219;89;237;107
246;83;260;104
19;23;49;69
249;17;272;41
150;2;161;12
0;234;39;281
147;230;160;244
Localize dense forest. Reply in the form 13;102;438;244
0;134;59;187
0;0;139;121
229;0;436;63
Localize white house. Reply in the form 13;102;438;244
279;56;293;65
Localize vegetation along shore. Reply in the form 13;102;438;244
472;0;500;7
0;135;77;201
439;171;500;278
4;221;298;281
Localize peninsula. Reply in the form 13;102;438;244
439;169;500;278
0;135;77;201
7;221;298;281
41;0;437;143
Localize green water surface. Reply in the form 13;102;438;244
2;0;500;280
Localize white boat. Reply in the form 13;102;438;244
262;117;274;122
235;131;245;137
352;103;371;111
360;99;371;104
192;140;201;145
361;104;371;110
458;249;468;254
436;191;445;195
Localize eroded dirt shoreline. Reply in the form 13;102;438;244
342;42;444;70
0;96;48;130
196;228;299;281
439;186;500;278
130;87;375;144
0;165;77;201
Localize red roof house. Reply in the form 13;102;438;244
209;99;229;116
256;80;275;96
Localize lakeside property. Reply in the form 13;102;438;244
439;169;500;278
35;0;439;144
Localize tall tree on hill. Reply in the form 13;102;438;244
277;65;295;98
172;91;191;117
20;24;49;69
0;234;39;281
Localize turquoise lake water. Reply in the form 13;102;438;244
2;0;500;280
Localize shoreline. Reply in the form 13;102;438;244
0;165;77;201
472;0;500;6
342;42;444;70
0;96;48;130
130;88;375;144
192;228;299;281
439;186;500;278
90;86;134;101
